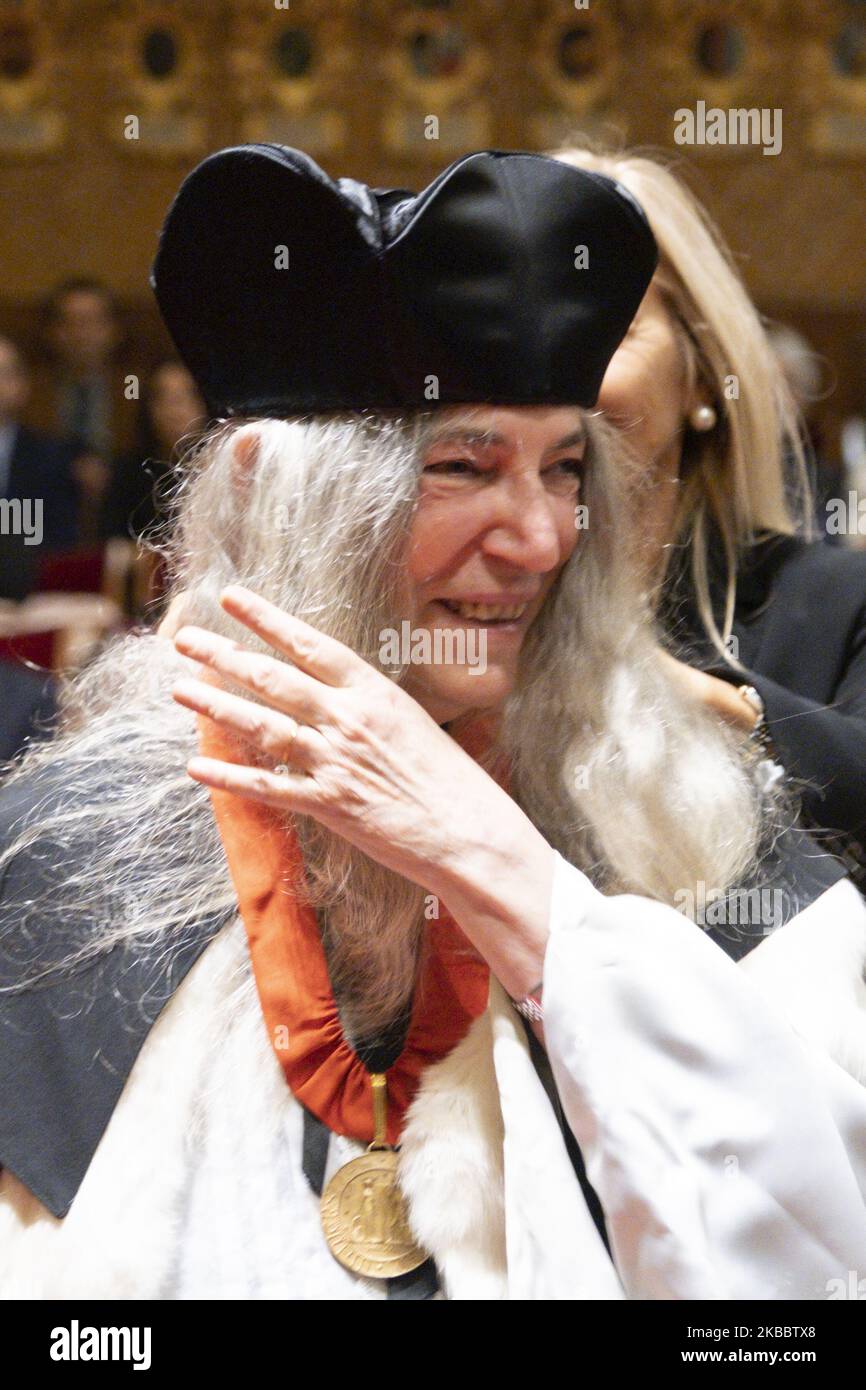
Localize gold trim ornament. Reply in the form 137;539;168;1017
320;1072;430;1280
799;0;866;156
653;0;778;111
227;0;350;154
376;1;493;157
0;0;68;158
103;1;207;159
531;7;621;115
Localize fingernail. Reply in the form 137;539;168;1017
222;585;253;606
175;626;208;653
172;679;200;701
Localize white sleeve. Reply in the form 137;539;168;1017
542;852;866;1300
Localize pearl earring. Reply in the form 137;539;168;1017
690;404;717;432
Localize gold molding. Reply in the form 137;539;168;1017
531;7;621;114
0;0;69;157
652;0;778;106
379;4;491;108
800;1;866;115
371;1;497;158
103;1;208;158
795;0;866;157
227;1;352;119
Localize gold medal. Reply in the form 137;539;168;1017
320;1073;430;1279
321;1148;430;1278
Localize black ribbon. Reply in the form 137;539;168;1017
302;1009;439;1298
521;1019;612;1257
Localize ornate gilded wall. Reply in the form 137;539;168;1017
1;0;865;447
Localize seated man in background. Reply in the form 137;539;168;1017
30;279;136;543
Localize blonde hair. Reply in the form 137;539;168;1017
551;140;814;655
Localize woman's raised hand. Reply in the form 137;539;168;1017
171;584;554;998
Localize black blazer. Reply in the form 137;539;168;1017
664;535;866;863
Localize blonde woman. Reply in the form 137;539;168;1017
554;144;866;878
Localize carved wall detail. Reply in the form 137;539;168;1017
0;0;70;157
103;0;208;158
372;0;496;156
800;0;866;156
227;0;353;156
0;1;863;316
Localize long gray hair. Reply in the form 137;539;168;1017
0;409;783;1039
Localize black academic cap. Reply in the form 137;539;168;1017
151;144;657;416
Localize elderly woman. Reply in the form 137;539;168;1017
553;144;866;884
0;146;864;1302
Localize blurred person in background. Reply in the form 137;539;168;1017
101;358;207;543
554;143;866;885
765;322;838;534
0;335;73;759
30;279;132;544
0;334;78;595
840;396;866;553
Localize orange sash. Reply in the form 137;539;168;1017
196;712;492;1146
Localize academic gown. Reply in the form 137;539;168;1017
0;765;865;1300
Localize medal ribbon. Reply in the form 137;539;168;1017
195;709;492;1146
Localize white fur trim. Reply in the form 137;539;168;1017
398;1004;508;1299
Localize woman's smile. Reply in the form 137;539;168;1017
427;591;539;634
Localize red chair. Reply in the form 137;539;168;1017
0;630;57;670
35;547;105;595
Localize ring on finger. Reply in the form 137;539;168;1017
274;715;303;774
